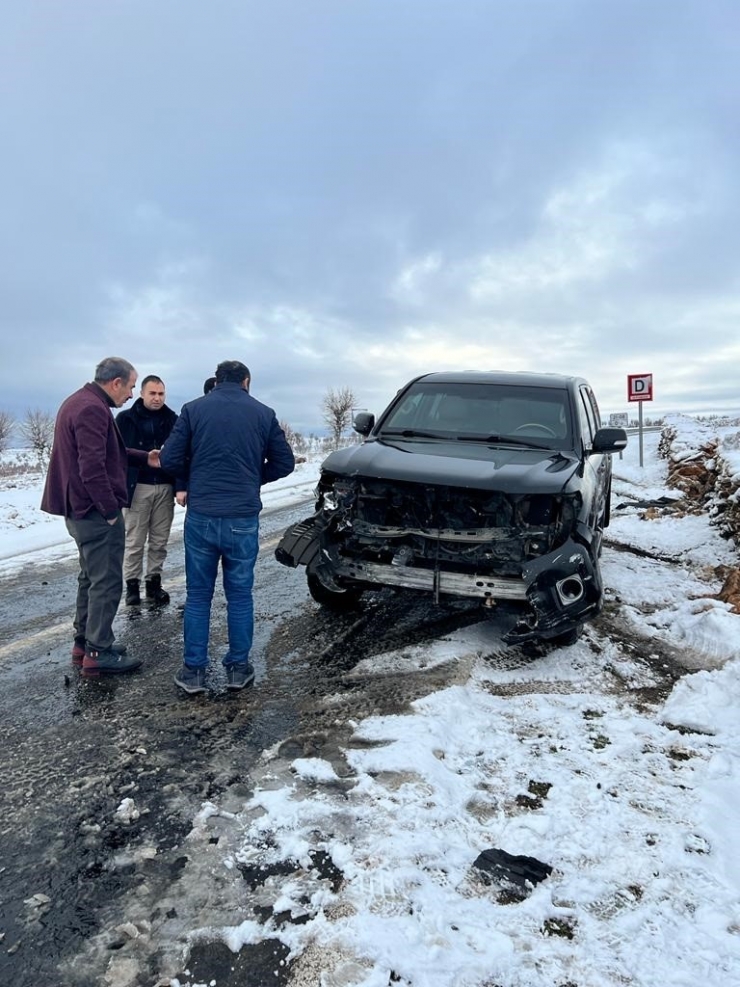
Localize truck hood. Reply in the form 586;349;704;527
322;438;581;495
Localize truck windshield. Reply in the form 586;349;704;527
379;382;573;449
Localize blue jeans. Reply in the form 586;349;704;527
183;511;259;669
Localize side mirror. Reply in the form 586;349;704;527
353;412;375;436
591;427;628;455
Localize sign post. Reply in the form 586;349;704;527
627;373;653;467
609;413;629;459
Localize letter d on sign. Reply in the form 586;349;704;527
627;373;653;402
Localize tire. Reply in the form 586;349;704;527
550;624;583;647
306;569;364;611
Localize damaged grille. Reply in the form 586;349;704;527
321;477;569;572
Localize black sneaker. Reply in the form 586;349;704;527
82;647;142;677
225;663;255;691
174;664;207;694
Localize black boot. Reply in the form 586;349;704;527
125;578;141;605
145;573;170;606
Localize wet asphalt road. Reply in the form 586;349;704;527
0;502;495;987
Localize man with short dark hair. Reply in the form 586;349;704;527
160;360;295;694
116;374;181;606
41;357;159;675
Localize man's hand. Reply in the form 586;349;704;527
148;449;161;468
176;491;188;507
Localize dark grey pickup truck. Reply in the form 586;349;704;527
276;371;627;645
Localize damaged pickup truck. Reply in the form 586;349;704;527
275;371;627;645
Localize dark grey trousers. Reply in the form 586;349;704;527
65;510;125;651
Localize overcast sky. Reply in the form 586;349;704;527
2;0;738;431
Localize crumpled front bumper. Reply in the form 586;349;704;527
274;515;326;570
507;538;601;642
275;517;601;642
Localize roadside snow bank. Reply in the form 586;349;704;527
659;415;740;609
659;413;740;536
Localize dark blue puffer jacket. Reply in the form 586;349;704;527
159;382;295;517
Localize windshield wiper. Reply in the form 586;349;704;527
381;428;446;440
457;433;552;449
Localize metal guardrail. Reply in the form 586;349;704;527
619;424;662;464
624;425;662;434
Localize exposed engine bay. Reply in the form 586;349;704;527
277;474;602;644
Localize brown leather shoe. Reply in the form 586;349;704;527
82;647;142;677
72;638;127;667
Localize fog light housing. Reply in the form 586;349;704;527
556;575;584;605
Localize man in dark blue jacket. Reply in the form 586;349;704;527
159;360;295;694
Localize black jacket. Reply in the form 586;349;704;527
159;382;295;517
115;399;179;506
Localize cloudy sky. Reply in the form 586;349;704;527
2;0;738;432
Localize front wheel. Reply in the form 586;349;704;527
549;624;583;647
306;569;364;611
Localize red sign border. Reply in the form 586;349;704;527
627;373;653;403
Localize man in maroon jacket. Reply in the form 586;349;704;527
41;357;160;676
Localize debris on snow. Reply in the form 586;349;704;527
471;847;553;889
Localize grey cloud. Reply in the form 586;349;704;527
1;0;739;427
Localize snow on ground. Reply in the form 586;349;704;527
208;431;740;987
608;439;740;670
3;431;740;986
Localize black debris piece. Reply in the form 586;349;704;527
472;847;552;887
615;496;682;510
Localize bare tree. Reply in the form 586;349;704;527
20;408;55;466
280;420;310;462
322;386;356;449
280;420;297;447
280;420;307;456
0;410;14;455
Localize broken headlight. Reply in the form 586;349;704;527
321;478;355;513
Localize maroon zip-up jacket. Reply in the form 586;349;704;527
41;382;148;520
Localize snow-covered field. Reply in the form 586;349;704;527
0;454;321;574
2;429;740;987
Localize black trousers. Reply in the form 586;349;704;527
65;510;125;651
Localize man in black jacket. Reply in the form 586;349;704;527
159;361;295;694
116;375;180;606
